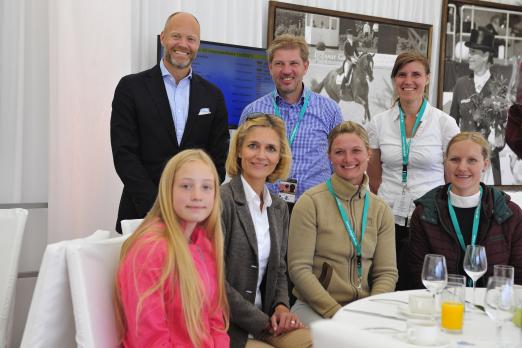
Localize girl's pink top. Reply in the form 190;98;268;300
117;225;229;347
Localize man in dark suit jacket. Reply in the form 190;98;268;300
111;12;229;232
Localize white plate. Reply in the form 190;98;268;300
395;333;451;347
397;304;435;319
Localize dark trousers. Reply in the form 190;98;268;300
395;223;410;290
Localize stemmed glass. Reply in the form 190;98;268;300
422;254;448;319
463;245;488;305
484;276;516;348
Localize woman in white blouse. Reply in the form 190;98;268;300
367;51;459;289
220;113;311;348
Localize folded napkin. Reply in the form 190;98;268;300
311;320;401;348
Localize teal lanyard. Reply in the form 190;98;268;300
399;99;427;184
272;90;310;147
447;185;483;251
326;178;370;289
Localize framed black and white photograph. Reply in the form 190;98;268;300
438;0;522;187
268;1;432;127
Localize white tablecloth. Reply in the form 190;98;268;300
321;289;522;348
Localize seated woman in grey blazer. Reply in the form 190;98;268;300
221;113;311;348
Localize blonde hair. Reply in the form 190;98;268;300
391;51;430;103
114;149;228;347
267;34;309;63
226;113;291;182
445;131;491;161
327;121;370;153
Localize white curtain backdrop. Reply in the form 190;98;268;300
47;0;130;242
0;0;48;204
1;0;516;242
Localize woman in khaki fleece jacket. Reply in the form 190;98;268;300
288;121;398;324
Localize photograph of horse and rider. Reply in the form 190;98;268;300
271;6;431;126
439;1;522;185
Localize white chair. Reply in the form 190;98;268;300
120;218;143;235
20;230;111;348
66;235;129;348
0;208;28;348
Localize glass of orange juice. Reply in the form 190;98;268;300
513;285;522;328
441;274;466;333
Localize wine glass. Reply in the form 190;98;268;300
484;276;516;348
463;245;487;305
422;254;448;319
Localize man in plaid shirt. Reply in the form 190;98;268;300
240;34;342;210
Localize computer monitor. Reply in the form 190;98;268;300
157;39;274;127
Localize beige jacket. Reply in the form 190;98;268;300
288;173;398;318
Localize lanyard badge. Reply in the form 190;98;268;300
278;178;298;203
326;179;370;289
273;91;309;201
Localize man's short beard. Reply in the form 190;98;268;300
165;52;194;70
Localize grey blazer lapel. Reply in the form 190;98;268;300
266;198;281;273
230;176;259;257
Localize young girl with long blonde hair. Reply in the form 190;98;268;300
114;149;229;347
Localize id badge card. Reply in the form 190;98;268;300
278;178;298;203
392;190;413;218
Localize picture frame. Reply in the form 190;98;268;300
438;0;522;187
267;1;432;127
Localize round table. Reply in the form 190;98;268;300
329;288;522;348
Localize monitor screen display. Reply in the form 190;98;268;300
158;39;274;127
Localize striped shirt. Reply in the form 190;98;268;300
240;86;342;199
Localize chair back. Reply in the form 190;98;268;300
120;219;143;235
66;235;129;348
0;208;28;348
20;230;111;348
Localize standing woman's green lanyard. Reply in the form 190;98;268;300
399;98;427;184
326;179;370;289
447;185;483;251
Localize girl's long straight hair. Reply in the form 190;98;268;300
114;149;229;347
